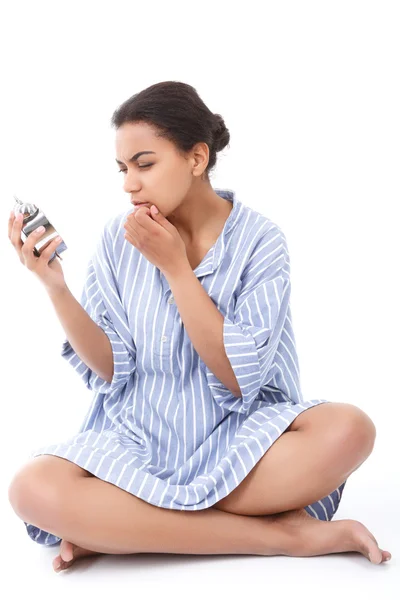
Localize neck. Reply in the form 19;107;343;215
168;183;232;244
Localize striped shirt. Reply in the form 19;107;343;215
24;188;346;546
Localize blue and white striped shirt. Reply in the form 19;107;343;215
24;188;346;546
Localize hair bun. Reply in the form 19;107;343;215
213;114;224;135
213;114;229;152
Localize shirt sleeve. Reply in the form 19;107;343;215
205;225;291;414
61;220;137;394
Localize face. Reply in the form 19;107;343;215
115;121;208;216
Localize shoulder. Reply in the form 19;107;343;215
235;200;287;245
238;203;289;260
237;205;290;284
95;207;133;258
90;207;133;273
102;207;132;243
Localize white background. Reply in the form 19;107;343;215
1;0;399;596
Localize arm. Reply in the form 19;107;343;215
48;284;114;383
165;264;241;397
165;224;291;414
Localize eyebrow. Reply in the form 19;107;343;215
115;151;156;165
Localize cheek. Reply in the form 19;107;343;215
147;163;187;211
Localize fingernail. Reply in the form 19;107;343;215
36;226;45;233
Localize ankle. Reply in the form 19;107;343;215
255;515;296;557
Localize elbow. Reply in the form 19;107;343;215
100;366;114;384
232;385;241;398
230;375;241;398
232;374;241;398
224;366;241;398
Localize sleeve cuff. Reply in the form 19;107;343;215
61;318;136;394
205;315;264;414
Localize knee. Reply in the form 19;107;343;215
333;404;376;460
8;461;64;524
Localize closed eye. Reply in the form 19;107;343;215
118;164;153;173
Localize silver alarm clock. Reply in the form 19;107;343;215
13;195;67;263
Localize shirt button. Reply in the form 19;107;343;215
161;336;168;342
168;296;174;304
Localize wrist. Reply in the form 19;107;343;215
162;260;192;281
45;283;69;298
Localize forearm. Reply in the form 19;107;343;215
47;285;114;383
165;264;241;397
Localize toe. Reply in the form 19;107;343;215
60;541;74;562
53;556;64;572
366;547;390;565
359;539;382;564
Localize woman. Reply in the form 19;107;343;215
8;81;391;572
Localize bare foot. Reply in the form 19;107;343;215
271;508;392;565
53;539;102;572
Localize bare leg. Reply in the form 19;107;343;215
37;476;282;556
22;476;391;572
215;403;377;515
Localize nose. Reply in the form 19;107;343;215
122;171;141;195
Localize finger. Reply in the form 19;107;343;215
124;229;138;247
10;212;24;250
124;218;141;237
8;210;15;239
21;224;47;258
134;208;155;232
38;235;62;262
129;206;151;225
131;212;154;238
127;221;142;237
131;205;151;216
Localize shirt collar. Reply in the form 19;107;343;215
161;187;242;294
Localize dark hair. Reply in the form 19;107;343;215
110;81;230;180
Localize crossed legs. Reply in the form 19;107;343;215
9;403;390;566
